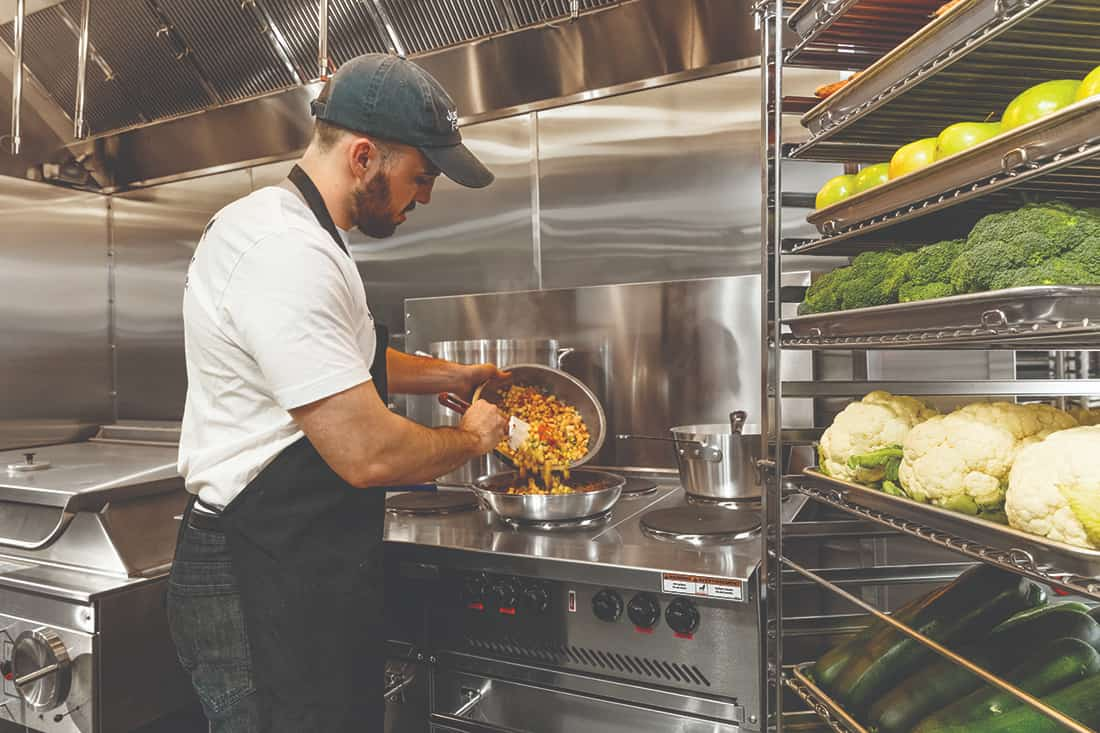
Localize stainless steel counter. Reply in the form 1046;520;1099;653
385;479;804;593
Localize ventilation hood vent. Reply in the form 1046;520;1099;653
1;0;625;140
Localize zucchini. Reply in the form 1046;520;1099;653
834;572;1042;716
914;637;1100;732
869;604;1096;733
914;670;1100;733
868;645;1009;733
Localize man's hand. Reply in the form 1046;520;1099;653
459;399;509;454
460;363;510;398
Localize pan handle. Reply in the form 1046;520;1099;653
616;434;681;444
616;435;722;463
438;392;472;414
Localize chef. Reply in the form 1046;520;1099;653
170;53;509;731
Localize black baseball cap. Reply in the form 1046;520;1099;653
310;54;494;189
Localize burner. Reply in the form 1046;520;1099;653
386;490;480;515
620;477;659;496
640;506;761;545
500;510;612;532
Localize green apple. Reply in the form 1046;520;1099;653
935;121;1002;159
889;138;938;179
854;163;890;193
1077;65;1100;102
815;174;858;209
1002;80;1081;131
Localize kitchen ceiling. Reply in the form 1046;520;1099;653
0;0;625;139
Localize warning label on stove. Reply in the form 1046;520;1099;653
661;573;745;602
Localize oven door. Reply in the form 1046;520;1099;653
431;669;742;733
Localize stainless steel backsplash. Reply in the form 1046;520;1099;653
0;177;112;450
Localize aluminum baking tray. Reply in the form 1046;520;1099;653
786;663;870;733
790;0;1100;159
784;286;1100;348
800;469;1100;579
787;0;944;67
805;96;1100;236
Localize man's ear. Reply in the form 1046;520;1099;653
347;137;380;179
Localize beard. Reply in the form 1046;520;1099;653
351;170;400;238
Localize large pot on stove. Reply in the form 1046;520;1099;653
619;412;762;502
429;339;574;485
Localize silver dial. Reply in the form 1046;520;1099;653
12;628;72;711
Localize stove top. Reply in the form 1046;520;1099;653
384;477;806;588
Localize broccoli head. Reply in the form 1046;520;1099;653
948;203;1094;292
988;258;1100;290
899;281;956;302
799;267;847;315
837;251;903;310
907;239;966;286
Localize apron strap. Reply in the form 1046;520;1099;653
286;164;348;255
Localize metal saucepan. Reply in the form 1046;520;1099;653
472;364;607;469
470;469;624;523
619;411;762;502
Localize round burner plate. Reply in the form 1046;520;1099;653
640;506;761;545
620;477;659;496
500;510;612;532
386;490;480;515
686;493;763;510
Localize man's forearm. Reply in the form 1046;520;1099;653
369;418;482;484
386;348;467;395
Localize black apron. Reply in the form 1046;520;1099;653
219;164;388;730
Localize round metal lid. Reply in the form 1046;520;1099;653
620;477;659;496
385;490;480;515
640;506;761;545
500;509;612;532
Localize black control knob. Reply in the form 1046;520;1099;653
461;573;489;606
519;583;552;615
665;597;700;635
592;589;623;622
627;592;661;629
489;578;518;610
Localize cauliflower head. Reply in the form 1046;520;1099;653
819;391;937;483
1006;426;1100;548
898;402;1075;513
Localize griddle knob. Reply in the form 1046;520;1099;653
665;597;700;636
489;577;518;611
627;592;661;629
591;589;623;622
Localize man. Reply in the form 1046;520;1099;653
169;53;509;731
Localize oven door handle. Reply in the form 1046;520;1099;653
428;713;527;733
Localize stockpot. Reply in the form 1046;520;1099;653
619;411;762;501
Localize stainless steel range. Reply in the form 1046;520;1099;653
0;424;192;732
384;478;805;733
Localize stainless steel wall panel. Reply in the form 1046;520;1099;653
111;171;252;419
536;69;841;288
0;176;110;450
405;276;763;468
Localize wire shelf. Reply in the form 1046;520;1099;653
790;0;1100;159
784;664;870;733
791;479;1100;602
786;0;944;68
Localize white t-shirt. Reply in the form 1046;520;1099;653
178;185;376;509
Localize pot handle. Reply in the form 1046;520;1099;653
438;392;471;414
730;410;747;435
616;435;722;463
556;347;576;363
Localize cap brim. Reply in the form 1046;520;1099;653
421;143;494;189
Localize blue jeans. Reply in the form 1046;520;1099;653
167;519;263;732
